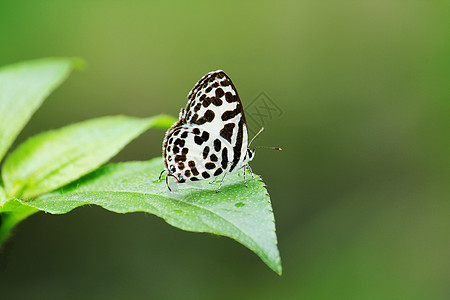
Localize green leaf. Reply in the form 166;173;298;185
0;58;81;163
0;199;38;244
2;115;176;199
25;158;282;274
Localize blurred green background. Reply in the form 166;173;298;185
1;1;448;299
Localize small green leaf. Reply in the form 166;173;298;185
25;158;282;274
0;58;80;163
2;115;176;199
0;199;38;244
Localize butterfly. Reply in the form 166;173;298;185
160;70;280;192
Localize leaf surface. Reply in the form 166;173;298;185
0;58;80;162
2;115;176;199
25;158;282;274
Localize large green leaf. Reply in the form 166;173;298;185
24;158;282;274
0;58;80;163
2;115;176;199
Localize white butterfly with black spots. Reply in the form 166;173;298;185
161;70;279;192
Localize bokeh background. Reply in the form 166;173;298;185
1;1;448;299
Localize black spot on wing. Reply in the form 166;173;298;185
229;118;244;172
221;102;242;121
188;160;199;176
211;97;222;106
213;168;223;176
202;146;210;159
194;130;210;145
174;138;185;147
214;139;221;152
201;131;210;141
204;110;215;122
225;92;235;103
220;123;235;143
195;109;215;125
194;135;205;145
220;79;231;87
221;148;229;169
205;162;215;170
175;154;186;162
215;88;224;98
202;97;211;107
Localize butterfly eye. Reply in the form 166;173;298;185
178;174;183;181
170;165;176;173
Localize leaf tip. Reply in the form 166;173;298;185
71;58;87;71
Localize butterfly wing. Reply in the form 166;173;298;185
163;70;249;182
163;123;232;182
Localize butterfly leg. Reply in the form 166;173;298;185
158;169;166;182
216;171;228;193
243;166;248;188
246;164;256;182
165;174;172;191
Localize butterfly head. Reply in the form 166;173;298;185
246;148;256;162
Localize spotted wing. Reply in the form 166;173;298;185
180;70;249;173
163;123;234;182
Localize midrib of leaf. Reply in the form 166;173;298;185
31;151;86;185
11;151;87;199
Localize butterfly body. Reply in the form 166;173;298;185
162;70;255;189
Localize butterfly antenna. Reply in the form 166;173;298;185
249;127;265;147
254;146;282;151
